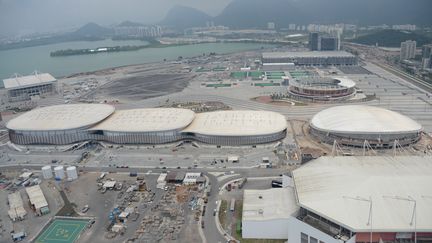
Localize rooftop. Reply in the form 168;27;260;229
292;156;432;232
262;51;355;59
182;110;287;136
3;73;56;89
90;108;195;132
25;185;48;210
310;105;422;134
6;104;115;131
242;188;299;221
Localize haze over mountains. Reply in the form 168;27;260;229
1;0;431;37
162;0;432;29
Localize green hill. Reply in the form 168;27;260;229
351;30;432;47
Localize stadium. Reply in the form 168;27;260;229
7;104;115;145
7;105;287;146
287;77;356;102
89;108;195;144
182;110;287;146
309;105;423;148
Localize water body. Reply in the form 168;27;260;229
0;39;272;83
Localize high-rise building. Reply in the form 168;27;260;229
421;44;432;69
320;36;340;51
400;40;417;60
267;22;275;30
309;32;320;51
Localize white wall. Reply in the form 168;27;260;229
287;217;355;243
242;218;290;239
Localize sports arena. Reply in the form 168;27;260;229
288;77;356;102
7;105;287;146
309;105;423;148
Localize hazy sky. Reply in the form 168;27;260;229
0;0;232;36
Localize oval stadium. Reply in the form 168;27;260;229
90;108;195;144
310;105;422;148
7;104;115;145
288;77;356;102
182;110;287;146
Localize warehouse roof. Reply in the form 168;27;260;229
90;108;195;132
242;188;298;221
3;73;56;89
182;110;287;136
262;51;355;59
6;104;115;131
310;105;422;134
292;156;432;232
25;185;48;210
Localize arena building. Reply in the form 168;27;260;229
3;72;58;102
90;108;195;144
7;104;114;145
182;110;287;146
287;77;356;102
7;105;287;146
310;105;422;148
242;156;432;242
262;51;358;66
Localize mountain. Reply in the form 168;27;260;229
160;5;212;29
351;30;432;47
71;22;113;37
213;0;432;28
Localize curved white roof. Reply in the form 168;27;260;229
91;108;195;132
293;156;432;232
6;104;114;131
182;110;287;136
310;105;422;134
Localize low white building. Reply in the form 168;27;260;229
183;172;202;185
103;181;116;189
242;188;298;239
25;185;49;215
8;192;27;221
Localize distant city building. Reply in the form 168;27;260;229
400;40;417;60
392;24;416;31
114;25;162;38
309;32;320;51
320;36;340;51
2;72;58;102
288;24;296;31
267;22;275;30
309;32;340;51
421;44;432;69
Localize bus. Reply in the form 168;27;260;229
230;198;236;212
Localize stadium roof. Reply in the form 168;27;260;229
262;51;355;59
292;156;432;232
333;77;356;88
6;104;114;131
91;108;195;132
182;110;287;136
3;73;56;89
242;188;299;221
310;105;422;134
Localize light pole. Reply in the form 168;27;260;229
343;196;372;243
383;196;416;243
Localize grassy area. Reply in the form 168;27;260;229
206;83;232;88
254;83;281;86
233;201;286;243
219;200;228;228
231;71;247;79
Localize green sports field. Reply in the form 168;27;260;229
35;219;88;243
